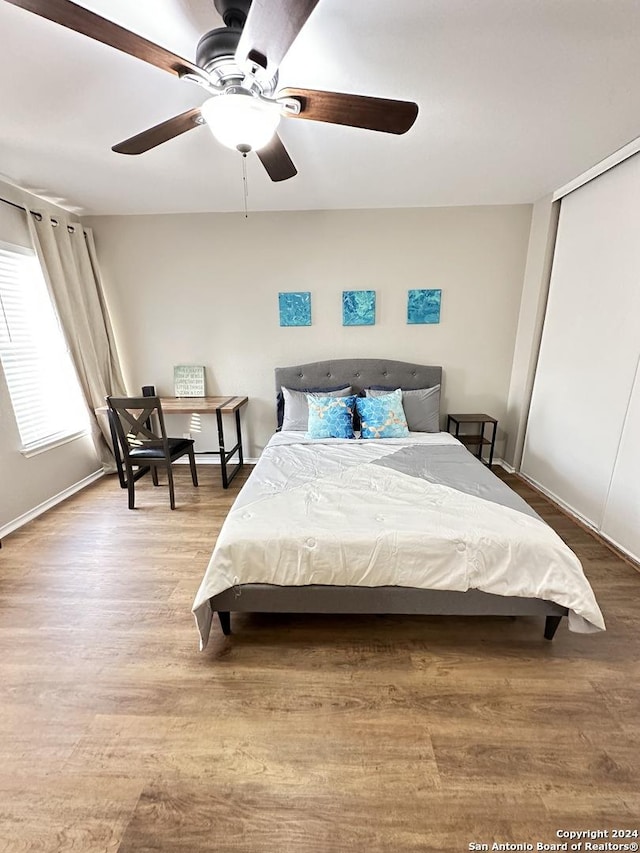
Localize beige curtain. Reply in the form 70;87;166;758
27;213;127;470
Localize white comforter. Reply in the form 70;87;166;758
193;432;605;647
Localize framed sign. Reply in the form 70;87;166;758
174;365;205;397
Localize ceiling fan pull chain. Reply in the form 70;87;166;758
241;153;249;219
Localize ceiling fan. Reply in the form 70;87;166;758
5;0;419;182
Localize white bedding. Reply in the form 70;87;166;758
193;432;605;648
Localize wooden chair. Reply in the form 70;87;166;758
106;395;198;510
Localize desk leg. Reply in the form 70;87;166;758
216;406;245;489
235;409;244;469
216;407;229;489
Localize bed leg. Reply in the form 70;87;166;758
217;611;231;636
544;615;562;640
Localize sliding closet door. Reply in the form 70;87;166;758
600;359;640;558
522;153;640;528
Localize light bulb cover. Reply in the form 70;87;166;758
200;93;280;152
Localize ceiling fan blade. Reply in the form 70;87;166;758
4;0;201;78
236;0;320;77
279;88;419;135
112;109;203;155
256;133;297;182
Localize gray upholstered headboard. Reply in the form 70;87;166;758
276;358;442;397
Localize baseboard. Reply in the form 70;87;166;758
518;471;640;570
518;471;599;532
493;458;515;473
599;532;640;567
0;469;104;541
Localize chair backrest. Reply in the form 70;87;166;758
106;396;170;462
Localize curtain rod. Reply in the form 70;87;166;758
0;194;43;218
0;195;27;214
0;194;85;233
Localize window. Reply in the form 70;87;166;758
0;241;88;455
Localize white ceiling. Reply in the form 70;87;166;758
1;0;640;215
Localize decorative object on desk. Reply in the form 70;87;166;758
279;292;311;327
342;290;376;326
174;365;205;397
407;289;441;324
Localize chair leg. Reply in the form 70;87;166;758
126;467;135;510
189;447;198;487
151;466;159;486
166;465;176;510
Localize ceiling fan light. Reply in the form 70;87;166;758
200;94;280;152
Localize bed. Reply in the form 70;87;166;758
192;358;604;648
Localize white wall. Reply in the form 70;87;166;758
85;205;532;458
502;195;559;468
0;181;101;535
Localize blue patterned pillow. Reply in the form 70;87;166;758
356;389;410;439
306;394;357;439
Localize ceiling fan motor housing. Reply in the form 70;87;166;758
213;0;251;29
196;26;242;71
196;23;278;93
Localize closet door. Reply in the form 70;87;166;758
522;153;640;528
600;359;640;559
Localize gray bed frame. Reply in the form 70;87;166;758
208;358;568;640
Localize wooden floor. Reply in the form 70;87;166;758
1;466;639;852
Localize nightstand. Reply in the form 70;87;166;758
447;413;497;466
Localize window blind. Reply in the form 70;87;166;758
0;242;88;452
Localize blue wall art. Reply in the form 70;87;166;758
407;289;442;324
278;291;311;327
342;290;376;326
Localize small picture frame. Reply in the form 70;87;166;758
342;290;376;326
407;289;442;324
279;291;312;327
174;365;205;397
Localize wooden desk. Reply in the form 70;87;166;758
160;396;248;488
